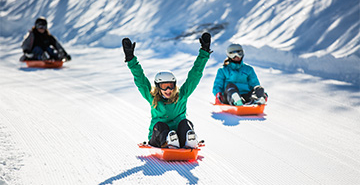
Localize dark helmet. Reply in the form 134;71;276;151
35;17;47;29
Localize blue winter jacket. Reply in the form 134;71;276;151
212;61;260;96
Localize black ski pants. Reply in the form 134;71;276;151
223;83;265;104
149;119;194;148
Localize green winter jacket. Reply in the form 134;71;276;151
127;49;210;140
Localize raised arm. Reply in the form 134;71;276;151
180;32;211;98
123;38;152;104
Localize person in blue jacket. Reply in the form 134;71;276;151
212;43;266;106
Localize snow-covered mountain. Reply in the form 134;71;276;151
0;1;360;185
1;0;359;84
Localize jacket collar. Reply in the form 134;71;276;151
228;61;244;70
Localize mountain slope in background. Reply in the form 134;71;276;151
1;0;359;57
1;0;359;84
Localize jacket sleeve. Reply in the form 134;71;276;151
50;35;67;53
127;56;153;104
247;67;260;90
212;67;226;96
21;31;34;53
179;49;210;99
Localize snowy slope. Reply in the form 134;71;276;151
1;43;360;185
1;0;359;84
1;0;360;185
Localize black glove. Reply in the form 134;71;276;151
65;54;71;61
199;32;211;53
58;49;71;61
122;38;136;62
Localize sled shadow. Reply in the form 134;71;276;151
18;67;65;71
211;112;266;126
99;155;203;185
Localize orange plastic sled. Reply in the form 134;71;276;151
23;60;64;68
138;142;204;161
214;98;266;116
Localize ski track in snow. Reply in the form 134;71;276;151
1;0;360;184
0;55;255;184
1;45;360;185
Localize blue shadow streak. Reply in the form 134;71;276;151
211;112;266;126
99;155;202;185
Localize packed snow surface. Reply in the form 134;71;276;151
1;0;359;184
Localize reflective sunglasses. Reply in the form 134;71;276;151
228;50;244;59
158;82;175;91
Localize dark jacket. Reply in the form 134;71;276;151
21;28;65;54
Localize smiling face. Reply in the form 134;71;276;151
158;82;175;99
160;88;174;99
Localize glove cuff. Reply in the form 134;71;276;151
125;54;134;62
201;48;213;53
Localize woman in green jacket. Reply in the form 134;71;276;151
122;33;211;149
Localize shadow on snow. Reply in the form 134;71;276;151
18;67;65;71
99;155;203;185
211;112;266;126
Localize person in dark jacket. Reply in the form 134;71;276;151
122;33;211;148
20;17;71;61
213;43;266;106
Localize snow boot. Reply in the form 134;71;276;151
166;130;180;149
253;97;266;104
225;83;244;106
231;93;243;106
185;130;198;148
41;51;50;60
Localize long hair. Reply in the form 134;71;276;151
150;86;179;108
223;57;231;66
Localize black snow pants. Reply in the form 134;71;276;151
149;119;194;148
224;83;265;105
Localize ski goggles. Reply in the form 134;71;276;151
228;50;244;59
158;82;175;91
36;23;47;30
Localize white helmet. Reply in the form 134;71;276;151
226;44;244;59
154;70;176;85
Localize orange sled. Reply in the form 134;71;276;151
23;60;64;68
138;142;204;161
214;97;266;116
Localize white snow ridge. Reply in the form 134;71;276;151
1;0;359;184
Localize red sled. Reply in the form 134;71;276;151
213;97;266;116
22;60;64;68
138;141;204;161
